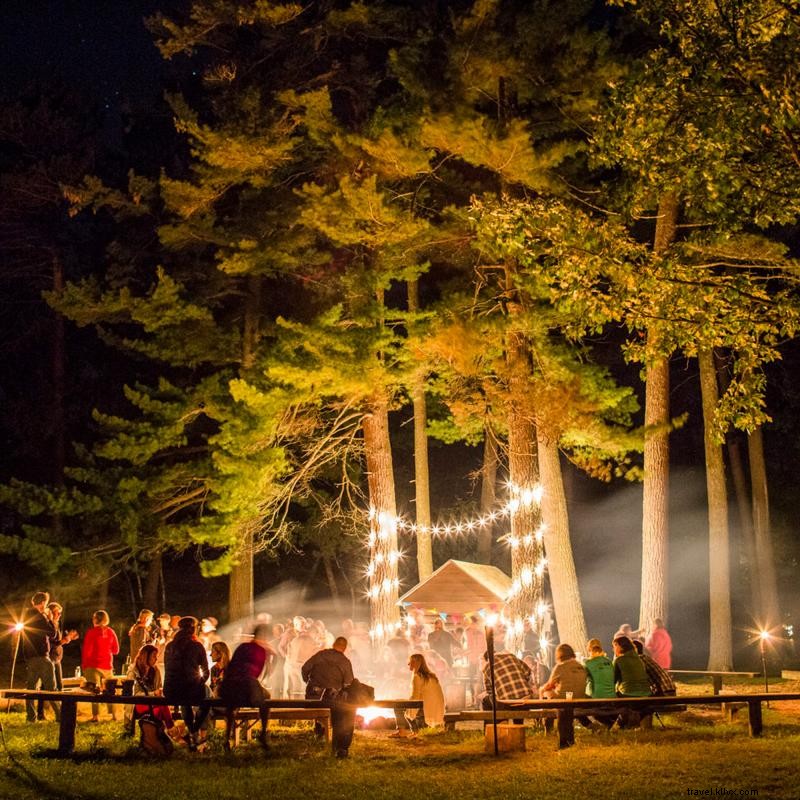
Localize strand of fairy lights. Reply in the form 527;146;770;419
364;483;549;646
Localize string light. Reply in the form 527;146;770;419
364;482;549;659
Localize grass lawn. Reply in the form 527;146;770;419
2;695;799;800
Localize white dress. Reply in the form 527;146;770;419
411;673;445;727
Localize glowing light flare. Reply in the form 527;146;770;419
485;612;500;629
357;706;393;725
520;567;533;587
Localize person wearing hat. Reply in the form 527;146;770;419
199;617;220;652
164;616;210;750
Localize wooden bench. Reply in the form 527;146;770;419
444;709;557;731
224;707;331;745
498;693;800;750
669;670;758;695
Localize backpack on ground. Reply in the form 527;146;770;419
138;716;174;756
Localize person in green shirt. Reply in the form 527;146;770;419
584;638;616;729
612;635;651;728
584;639;615;699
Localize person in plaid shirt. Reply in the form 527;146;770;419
633;640;676;696
481;651;534;708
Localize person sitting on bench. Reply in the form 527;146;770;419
219;624;274;749
612;635;651;728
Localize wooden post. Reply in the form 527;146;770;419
747;700;763;737
57;698;78;756
557;705;574;749
712;675;723;695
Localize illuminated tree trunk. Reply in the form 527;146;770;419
363;396;400;651
749;426;780;628
714;351;760;614
638;193;677;631
537;431;587;651
477;426;498;564
504;328;545;657
408;279;433;581
228;274;261;622
143;552;162;613
699;349;733;670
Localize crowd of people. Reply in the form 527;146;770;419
18;589;672;755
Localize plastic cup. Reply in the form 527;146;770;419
565;691;574;700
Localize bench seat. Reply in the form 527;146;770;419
222;707;332;745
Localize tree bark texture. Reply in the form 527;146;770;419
408;279;433;581
363;396;401;651
748;426;780;628
639;354;670;629
228;530;255;622
537;432;587;651
504;329;545;656
699;349;733;670
714;351;759;614
142;552;162;613
638;192;678;631
227;276;263;622
322;554;343;614
477;427;498;564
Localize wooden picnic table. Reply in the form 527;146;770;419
0;689;421;756
668;670;758;695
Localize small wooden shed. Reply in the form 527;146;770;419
398;559;511;617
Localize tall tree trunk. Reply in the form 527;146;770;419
699;349;733;670
714;351;760;615
729;435;760;612
477;425;498;564
228;275;262;623
143;552;162;613
638;193;678;631
537;431;587;650
363;396;401;651
504;326;545;657
749;426;780;628
51;252;65;540
322;554;343;614
408;279;433;580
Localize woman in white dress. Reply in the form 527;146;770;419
391;652;446;736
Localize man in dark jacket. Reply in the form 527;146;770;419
21;591;59;723
302;636;355;758
164;616;210;749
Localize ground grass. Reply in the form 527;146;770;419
2;697;799;800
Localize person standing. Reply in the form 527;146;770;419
21;591;59;723
36;602;77;721
302;636;356;758
163;616;210;750
81;609;120;722
644;618;673;669
128;609;154;662
427;619;460;667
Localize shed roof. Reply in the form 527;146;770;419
398;559;511;615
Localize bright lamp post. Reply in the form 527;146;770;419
6;622;24;712
759;630;771;700
485;613;499;757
